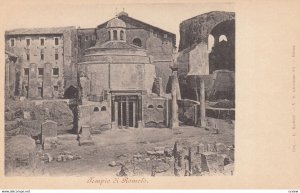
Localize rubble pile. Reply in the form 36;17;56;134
108;142;234;176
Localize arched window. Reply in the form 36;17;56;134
157;105;163;109
101;106;107;111
108;31;111;41
133;38;142;47
219;34;228;42
147;105;154;109
120;30;124;40
94;107;99;112
113;30;118;40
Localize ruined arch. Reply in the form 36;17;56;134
209;20;235;73
64;85;78;99
133;38;142;47
179;11;235;51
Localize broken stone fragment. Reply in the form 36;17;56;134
45;153;53;162
109;161;117;167
147;150;164;156
197;143;205;154
207;143;216;152
154;146;165;152
200;152;219;173
164;148;173;157
133;154;142;159
155;162;170;173
215;143;227;154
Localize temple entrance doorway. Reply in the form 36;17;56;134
112;95;140;129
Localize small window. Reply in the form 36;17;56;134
40;49;44;60
40;38;45;46
26;53;30;61
52;68;59;76
120;30;124;40
133;38;142;47
164;34;168;38
54;37;59;45
25;86;28;93
55;49;59;60
92;35;96;41
85;36;89;41
24;68;29;76
157;105;163;109
26;38;31;46
94;107;99;112
53;85;58;91
101;106;107;111
10;39;15;47
108;31;111;41
38;87;43;98
219;35;228;42
147;105;154;109
38;68;44;76
113;30;117;40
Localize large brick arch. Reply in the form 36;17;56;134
179;11;235;51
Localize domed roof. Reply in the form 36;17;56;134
106;17;126;28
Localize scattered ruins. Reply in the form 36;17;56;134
4;11;235;176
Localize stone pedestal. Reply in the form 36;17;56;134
78;125;94;146
41;120;58;150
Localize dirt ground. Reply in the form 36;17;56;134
6;118;234;176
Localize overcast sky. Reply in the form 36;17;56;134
2;2;234;47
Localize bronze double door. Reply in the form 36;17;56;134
114;95;138;128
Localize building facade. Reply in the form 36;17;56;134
78;11;176;92
5;27;78;99
77;17;171;132
5;12;177;132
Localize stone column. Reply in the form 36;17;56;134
138;95;143;128
165;98;169;127
28;63;37;99
125;96;129;129
43;63;52;99
170;76;179;129
132;101;136;128
199;78;206;127
120;101;123;129
111;95;117;129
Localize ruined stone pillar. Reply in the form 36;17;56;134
43;63;52;99
28;63;38;99
199;78;206;127
165;98;169;127
170;76;179;129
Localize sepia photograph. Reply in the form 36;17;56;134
4;2;235;177
1;0;300;190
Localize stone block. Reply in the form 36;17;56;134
200;152;219;173
197;143;205;154
41;120;58;143
216;143;227;154
23;111;31;120
207;143;216;152
227;148;234;161
81;125;91;138
78;136;94;146
154;146;165;152
43;137;57;150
